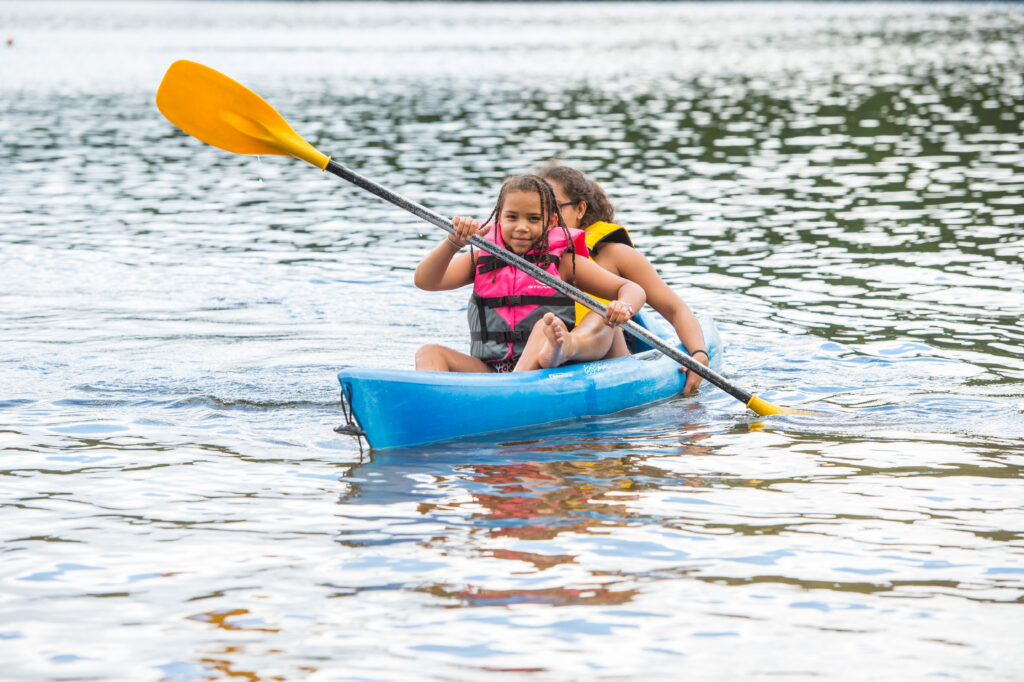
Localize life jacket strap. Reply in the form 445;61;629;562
471;330;529;343
477;294;574;309
476;253;560;275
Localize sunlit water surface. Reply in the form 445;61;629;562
1;2;1022;680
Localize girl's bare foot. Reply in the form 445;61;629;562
537;313;577;368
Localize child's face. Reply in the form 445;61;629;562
499;190;552;254
547;180;585;230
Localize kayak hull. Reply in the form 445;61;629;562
337;312;721;450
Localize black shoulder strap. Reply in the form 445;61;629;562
477;253;560;275
477;294;574;309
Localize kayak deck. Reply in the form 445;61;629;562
337;312;722;450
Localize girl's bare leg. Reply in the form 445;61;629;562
536;312;629;369
605;324;630;359
537;313;578;369
511;320;552;372
415;345;494;372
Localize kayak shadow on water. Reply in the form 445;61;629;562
334;413;719;516
337;386;728;481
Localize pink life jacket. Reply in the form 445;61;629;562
468;224;588;364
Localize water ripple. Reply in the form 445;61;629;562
2;2;1023;680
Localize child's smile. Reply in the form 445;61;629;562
499;190;550;254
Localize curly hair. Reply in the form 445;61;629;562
536;164;615;228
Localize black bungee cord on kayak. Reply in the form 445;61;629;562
335;384;365;453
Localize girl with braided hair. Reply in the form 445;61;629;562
536;165;708;393
414;174;645;373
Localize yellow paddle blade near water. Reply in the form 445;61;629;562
747;395;790;416
156;60;330;170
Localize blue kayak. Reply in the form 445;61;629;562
336;311;722;450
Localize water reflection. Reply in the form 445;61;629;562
187;608;278;634
3;1;1023;678
336;426;714;608
335;414;1023;619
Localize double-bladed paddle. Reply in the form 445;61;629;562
156;59;800;417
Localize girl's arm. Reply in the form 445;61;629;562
562;255;646;327
413;216;481;291
597;243;707;390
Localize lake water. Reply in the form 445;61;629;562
1;1;1022;680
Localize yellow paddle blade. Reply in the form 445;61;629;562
155;60;330;170
747;394;818;416
747;395;787;416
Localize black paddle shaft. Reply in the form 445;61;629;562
324;159;751;404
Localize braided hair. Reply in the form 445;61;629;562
480;174;577;283
536;164;615;229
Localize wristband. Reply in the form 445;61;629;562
446;236;464;250
689;349;708;359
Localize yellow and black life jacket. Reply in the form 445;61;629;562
575;222;634;325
